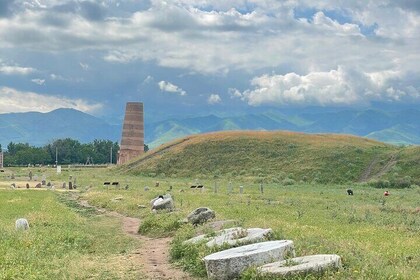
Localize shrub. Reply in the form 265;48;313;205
138;213;183;237
390;176;412;189
282;178;296;186
368;179;390;189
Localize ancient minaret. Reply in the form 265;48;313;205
117;102;144;165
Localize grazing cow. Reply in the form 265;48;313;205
347;189;354;195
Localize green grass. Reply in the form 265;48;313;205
0;189;139;280
1;166;419;279
119;131;420;184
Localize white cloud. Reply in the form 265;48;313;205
158;81;186;96
1;1;417;76
0;0;417;106
207;93;222;104
240;67;419;106
0;64;36;75
142;75;154;84
79;62;89;70
31;78;45;85
0;87;103;114
229;88;243;98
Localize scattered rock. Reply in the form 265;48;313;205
10;183;16;189
203;240;295;280
185;227;272;248
26;183;30;189
151;194;174;211
187;207;216;225
138;204;147;208
144;186;150;191
112;196;123;201
35;183;41;188
258;254;342;277
15;218;30;230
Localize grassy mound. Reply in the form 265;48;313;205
119;131;419;184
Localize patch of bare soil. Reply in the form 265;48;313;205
78;199;194;280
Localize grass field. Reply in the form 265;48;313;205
0;186;141;279
119;131;420;185
1;166;419;279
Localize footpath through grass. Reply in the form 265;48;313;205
0;189;139;280
2;167;419;279
76;172;420;280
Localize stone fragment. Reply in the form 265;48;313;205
15;218;30;230
187;207;215;225
258;254;342;276
151;194;174;211
204;240;295;280
185;227;272;248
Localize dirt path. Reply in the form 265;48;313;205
359;152;399;182
78;199;195;280
373;152;399;179
359;156;379;182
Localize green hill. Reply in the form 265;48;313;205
119;131;420;184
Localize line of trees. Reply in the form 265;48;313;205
2;139;120;166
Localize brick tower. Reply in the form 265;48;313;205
117;102;144;165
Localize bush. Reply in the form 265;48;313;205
369;177;412;189
390;176;412;189
368;179;390;189
282;178;296;186
138;213;183;237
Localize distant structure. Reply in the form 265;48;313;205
117;102;144;165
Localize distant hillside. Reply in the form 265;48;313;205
145;109;420;147
120;131;420;184
0;108;120;147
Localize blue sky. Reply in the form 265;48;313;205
0;0;419;122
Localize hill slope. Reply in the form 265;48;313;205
120;131;419;184
145;109;420;147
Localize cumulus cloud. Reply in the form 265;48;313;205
2;0;417;75
31;78;45;85
0;64;36;75
0;0;418;107
79;62;89;70
207;93;222;104
142;75;154;84
0;87;103;114
240;67;419;106
158;81;186;96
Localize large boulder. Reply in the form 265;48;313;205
203;240;295;280
151;194;174;211
15;218;30;230
258;254;342;277
187;207;215;225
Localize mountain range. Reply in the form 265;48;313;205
144;109;420;147
0;108;419;149
0;108;120;148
